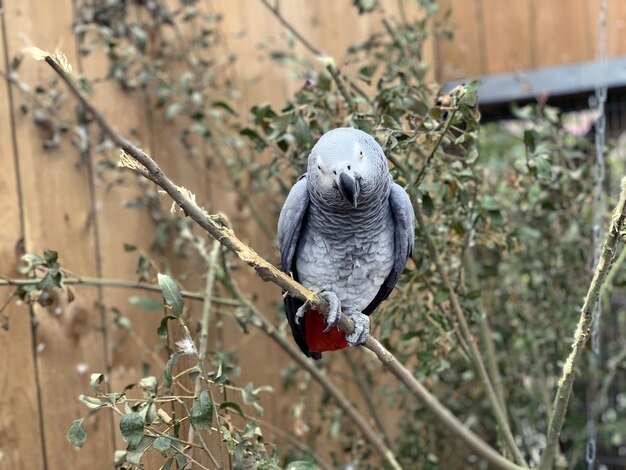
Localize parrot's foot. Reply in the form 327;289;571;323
320;291;342;332
294;291;341;327
344;310;370;346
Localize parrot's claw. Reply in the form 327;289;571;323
294;304;308;325
345;310;370;347
319;291;341;332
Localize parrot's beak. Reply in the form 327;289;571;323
338;171;360;208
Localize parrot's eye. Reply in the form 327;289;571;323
347;165;351;170
359;151;364;158
333;170;337;175
317;165;322;171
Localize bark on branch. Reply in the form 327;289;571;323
539;178;626;469
43;54;524;470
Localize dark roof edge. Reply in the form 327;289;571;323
443;56;626;105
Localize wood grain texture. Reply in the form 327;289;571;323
73;2;168;467
0;7;46;469
532;0;592;68
2;0;114;467
482;0;533;73
435;0;484;81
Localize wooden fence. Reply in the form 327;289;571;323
1;1;625;469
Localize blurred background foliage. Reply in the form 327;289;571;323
3;0;626;468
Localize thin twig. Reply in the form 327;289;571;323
414;203;526;466
258;0;370;102
43;53;523;470
539;178;626;469
343;351;395;451
325;64;355;111
464;251;508;420
187;240;221;469
0;276;239;305
413;106;459;187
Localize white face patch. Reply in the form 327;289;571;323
313;154;324;172
354;142;364;160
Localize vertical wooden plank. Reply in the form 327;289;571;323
532;0;591;67
2;0;114;468
435;0;483;81
0;6;45;468
482;0;533;74
73;2;167;467
587;0;626;59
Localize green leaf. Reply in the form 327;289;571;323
79;394;106;410
113;450;127;466
90;373;104;394
460;80;480;106
129;296;163;311
523;130;536;153
190;391;213;430
533;156;552;180
286;462;319;470
421;193;434;216
115;315;132;332
158;315;177;339
20;253;44;272
219;401;244;417
163;352;181;390
212;100;236;116
130;25;147;54
126;436;154;464
67;418;87;448
157;274;184;317
165;102;182;121
352;0;378;14
43;249;59;266
175;453;188;469
239;128;267;152
107;393;124;405
120;412;144;448
153;436;171;452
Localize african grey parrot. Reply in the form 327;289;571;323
277;128;415;359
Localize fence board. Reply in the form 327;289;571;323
74;3;168;468
2;0;114;468
532;0;592;68
435;0;484;81
0;12;45;469
586;0;626;59
482;0;534;74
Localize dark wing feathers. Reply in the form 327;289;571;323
277;175;321;359
362;183;415;316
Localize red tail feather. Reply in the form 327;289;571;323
305;309;348;353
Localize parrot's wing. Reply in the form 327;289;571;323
362;183;415;316
277;175;309;273
277;175;320;359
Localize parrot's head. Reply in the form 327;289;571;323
307;128;389;209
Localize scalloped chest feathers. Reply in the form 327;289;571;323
295;200;395;312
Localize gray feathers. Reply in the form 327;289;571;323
277;128;415;358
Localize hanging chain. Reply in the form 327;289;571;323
587;1;607;468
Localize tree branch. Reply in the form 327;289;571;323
539;178;626;469
414;204;526;466
0;276;239;305
258;0;370;103
42;53;524;470
188;240;221;469
219;260;402;470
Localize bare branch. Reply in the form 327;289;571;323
539;178;626;469
43;54;524;470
